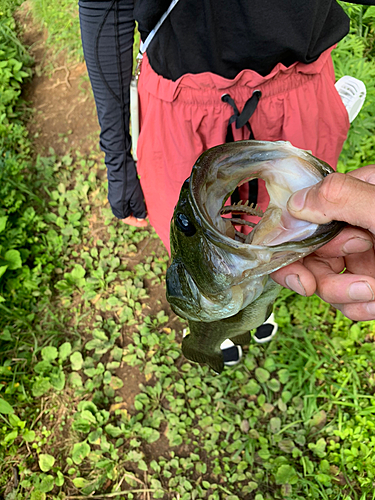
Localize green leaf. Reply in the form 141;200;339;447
34;361;53;375
42;346;58;362
68;372;83;388
55;470;65;487
105;424;123;438
307;410;327;429
39;475;55;493
0;216;8;233
59;342;72;361
70;351;83;371
32;378;52;397
9;413;23;427
257;394;266;407
275;465;298;485
23;429;36;442
39;454;55;472
72;441;90;464
71;264;86;280
278;439;295;454
50;369;66;391
138;459;148;471
267;378;281;392
30;492;46;500
72;477;91;488
263;357;276;372
316;473;331;486
109;376;124;390
0;266;7;280
255;367;270;383
3;249;22;270
140;427;160;444
0;397;14;414
270;417;281;433
278;368;290;384
245;379;260;395
4;429;18;443
88;428;103;444
308;438;327;458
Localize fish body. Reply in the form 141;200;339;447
166;141;344;372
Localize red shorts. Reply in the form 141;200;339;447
137;47;350;252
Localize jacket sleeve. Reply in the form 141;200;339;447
79;0;146;220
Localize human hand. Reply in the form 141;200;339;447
271;165;375;321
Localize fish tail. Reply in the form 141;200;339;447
182;334;224;373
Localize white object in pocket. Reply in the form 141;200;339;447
130;77;139;161
335;75;366;123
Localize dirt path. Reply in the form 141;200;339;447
16;0;184;434
17;1;100;158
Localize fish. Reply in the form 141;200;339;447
166;140;344;373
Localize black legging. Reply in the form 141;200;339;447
79;0;146;219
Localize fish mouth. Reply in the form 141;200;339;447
190;140;343;261
166;259;203;320
166;258;237;322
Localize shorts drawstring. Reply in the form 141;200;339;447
222;90;262;206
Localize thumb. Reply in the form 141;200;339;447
287;172;375;233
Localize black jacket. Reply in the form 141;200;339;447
135;0;375;80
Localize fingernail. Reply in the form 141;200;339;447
285;274;307;296
342;237;373;255
348;281;375;302
287;187;310;212
366;302;375;316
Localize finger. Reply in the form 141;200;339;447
332;301;375;322
287;172;375;232
271;260;317;296
303;255;375;305
313;227;374;259
122;216;149;228
345;248;375;279
347;164;375;184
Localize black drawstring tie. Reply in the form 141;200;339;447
221;90;261;141
221;90;261;205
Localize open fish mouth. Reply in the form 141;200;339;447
192;140;337;250
167;140;344;323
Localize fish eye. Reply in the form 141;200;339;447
175;213;196;236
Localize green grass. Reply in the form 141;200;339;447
1;1;375;499
29;0;83;62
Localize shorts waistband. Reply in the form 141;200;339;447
140;47;335;104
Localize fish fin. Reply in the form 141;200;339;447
182;334;224;373
229;331;251;346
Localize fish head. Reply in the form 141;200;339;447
167;141;344;322
167;178;240;320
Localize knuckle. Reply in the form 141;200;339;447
318;173;351;206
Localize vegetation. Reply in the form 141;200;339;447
0;1;375;499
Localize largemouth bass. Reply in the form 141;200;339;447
166;140;344;373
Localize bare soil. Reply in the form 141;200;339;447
16;1;100;158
